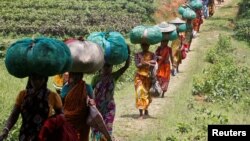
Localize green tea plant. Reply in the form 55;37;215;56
166;135;178;141
176;123;192;134
193;35;250;102
0;0;156;37
206;35;234;64
234;0;250;44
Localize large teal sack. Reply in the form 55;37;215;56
5;37;72;78
178;6;186;15
190;0;203;9
168;30;178;41
162;30;178;41
86;32;105;48
52;39;73;73
5;39;32;78
129;26;145;44
182;8;196;20
87;32;128;65
177;23;187;32
130;25;162;45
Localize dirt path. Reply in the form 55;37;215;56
113;1;233;140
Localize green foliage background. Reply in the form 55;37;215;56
0;0;156;37
234;0;250;44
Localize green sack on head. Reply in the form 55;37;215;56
177;23;187;32
178;6;186;15
190;0;203;9
86;32;105;48
162;30;178;41
129;26;145;44
105;32;128;65
5;37;72;78
87;32;128;65
168;30;178;41
130;25;162;45
52;39;72;73
182;7;196;20
5;39;32;78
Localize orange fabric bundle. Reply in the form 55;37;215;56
53;74;64;88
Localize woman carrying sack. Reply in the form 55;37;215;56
189;0;203;37
180;5;196;52
0;37;70;141
62;72;95;141
130;25;162;119
62;38;112;141
134;43;156;119
91;47;130;141
155;22;176;97
88;32;130;141
169;17;187;75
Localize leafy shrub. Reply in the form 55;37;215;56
0;0;156;37
193;35;250;102
176;123;192;134
192;107;228;140
234;0;250;44
206;35;234;63
166;135;178;141
0;40;11;58
234;19;250;43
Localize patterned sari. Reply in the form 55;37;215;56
134;51;154;110
91;75;116;141
155;46;171;92
19;88;49;141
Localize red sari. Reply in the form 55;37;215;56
193;9;203;32
155;46;172;92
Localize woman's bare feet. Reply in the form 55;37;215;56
144;110;149;116
138;115;144;120
138;109;143;119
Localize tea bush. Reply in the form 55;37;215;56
234;0;250;44
193;35;250;102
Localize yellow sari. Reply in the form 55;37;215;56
171;38;182;68
134;52;154;110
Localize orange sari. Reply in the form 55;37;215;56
134;51;154;110
155;46;171;92
64;80;90;141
